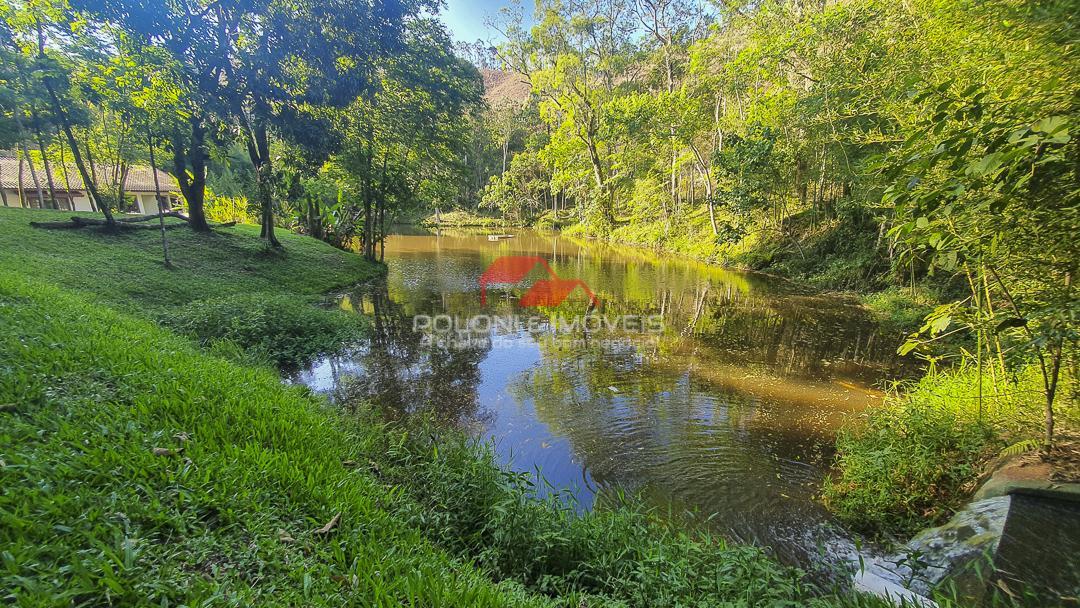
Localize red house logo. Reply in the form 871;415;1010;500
479;256;599;307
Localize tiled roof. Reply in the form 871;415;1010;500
0;153;181;193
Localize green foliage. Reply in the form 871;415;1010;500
167;293;368;367
821;365;1058;538
349;411;877;607
422;209;516;228
861;286;941;335
0;273;554;607
203;192;258;225
481;151;551;222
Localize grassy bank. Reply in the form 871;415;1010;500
0;273;558;606
552;208;890;292
823;365;1079;539
420;209;522;228
0;208;381;366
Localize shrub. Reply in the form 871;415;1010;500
204;193;259;225
861;286;939;334
166;293;367;367
819;366;1050;538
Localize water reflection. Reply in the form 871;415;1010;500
294;228;908;567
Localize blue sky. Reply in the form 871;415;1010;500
439;0;527;44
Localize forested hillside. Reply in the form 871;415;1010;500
470;0;1076;289
456;0;1079;533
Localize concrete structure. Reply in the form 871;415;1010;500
0;151;182;215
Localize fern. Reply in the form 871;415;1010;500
999;439;1041;458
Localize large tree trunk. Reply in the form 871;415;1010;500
245;119;279;247
171;118;210;231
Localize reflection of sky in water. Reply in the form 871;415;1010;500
480;332;598;505
295;229;910;568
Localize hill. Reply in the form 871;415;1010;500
481;68;531;106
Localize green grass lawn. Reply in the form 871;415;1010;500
0;208;382;366
0;207;383;312
0;272;553;607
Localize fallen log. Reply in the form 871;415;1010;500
71;211;189;226
117;211;190;223
31;215;235;231
28;220;85;229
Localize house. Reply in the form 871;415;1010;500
0;151;183;215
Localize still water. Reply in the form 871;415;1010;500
295;228;907;567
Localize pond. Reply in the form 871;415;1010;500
293;228;909;568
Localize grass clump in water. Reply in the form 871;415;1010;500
822;365;1071;539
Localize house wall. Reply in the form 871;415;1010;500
136;193;177;215
73;193;94;211
2;188;94;211
1;189;172;214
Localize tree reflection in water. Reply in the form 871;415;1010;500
294;229;913;571
320;279;493;431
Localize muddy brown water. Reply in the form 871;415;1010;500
294;228;910;568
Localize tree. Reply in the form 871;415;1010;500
498;0;638;232
0;0;112;222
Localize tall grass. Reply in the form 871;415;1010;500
0;273;549;606
822;364;1069;538
357;419;832;606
